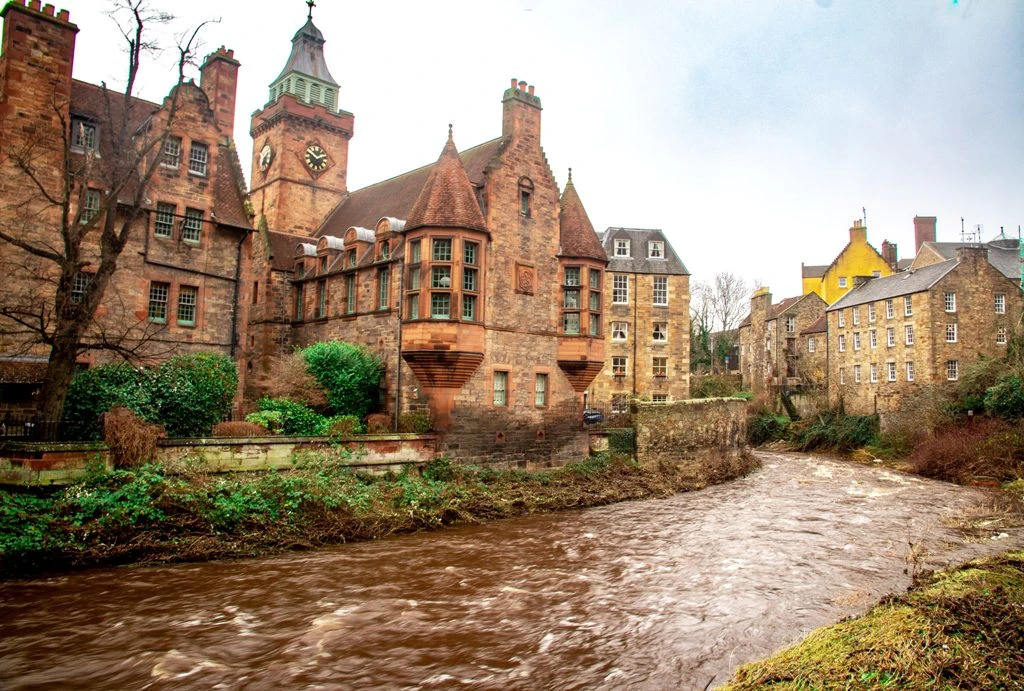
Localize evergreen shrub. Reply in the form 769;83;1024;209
300;341;384;420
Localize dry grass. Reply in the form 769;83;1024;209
725;551;1024;690
102;407;165;468
262;352;329;410
908;418;1024;485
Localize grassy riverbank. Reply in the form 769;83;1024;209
725;550;1024;689
0;449;758;579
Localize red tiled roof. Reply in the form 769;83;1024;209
558;174;607;262
406;132;488;232
801;315;827;334
213;140;253;230
317;138;501;236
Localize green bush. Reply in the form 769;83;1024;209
322;414;364;436
749;411;790;445
692;375;743;399
607;428;636;455
246;397;326;436
63;353;237;439
149;353;238;438
985;373;1024;420
398;410;433;433
791;411;879;452
300;341;384;419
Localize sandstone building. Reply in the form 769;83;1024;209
590;228;690;415
826;240;1022;416
737;289;826;396
0;0;252;413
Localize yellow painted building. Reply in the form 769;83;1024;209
801;220;893;305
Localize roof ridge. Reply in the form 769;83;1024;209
346;136;503;195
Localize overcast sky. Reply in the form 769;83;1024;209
17;0;1024;299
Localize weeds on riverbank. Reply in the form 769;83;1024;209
724;551;1024;690
0;449;760;578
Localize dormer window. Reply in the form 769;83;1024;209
71;118;97;151
348;249;357;268
319;256;328;273
379;241;390;260
614;239;630;257
647;240;664;259
519;177;534;218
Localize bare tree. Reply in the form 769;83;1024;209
0;1;208;431
689;272;751;373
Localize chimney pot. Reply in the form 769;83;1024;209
518;80;527;91
528;85;535;96
57;8;69;20
42;3;53;15
28;0;41;11
510;78;517;89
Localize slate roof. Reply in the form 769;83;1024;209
405;132;488;233
827;259;957;311
801;264;828;279
558;173;607;262
317;138;501;237
265;229;311;271
801;315;827;335
274;18;338;86
915;241;1022;280
600;228;689;275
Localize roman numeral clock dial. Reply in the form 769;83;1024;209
304;143;329;174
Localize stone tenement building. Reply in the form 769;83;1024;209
245;13;618;464
737;289;826;397
826;239;1023;416
801;220;894;304
0;0;252;412
590;228;690;415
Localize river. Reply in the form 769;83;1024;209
1;452;1021;689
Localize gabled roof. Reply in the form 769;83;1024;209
801;264;827;279
600;227;689;275
801;315;827;335
912;241;1022;280
406;131;488;233
738;294;804;328
558;172;606;262
273;18;338;86
212;140;253;230
317;138;501;237
827;259;957;311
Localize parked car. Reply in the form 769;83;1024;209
583;408;604;425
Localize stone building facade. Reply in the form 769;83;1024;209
0;0;252;413
587;228;690;414
737;289;827;396
826;244;1023;415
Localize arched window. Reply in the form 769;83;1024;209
518;177;534;218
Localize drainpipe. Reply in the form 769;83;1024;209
632;272;638;396
394;254;404;433
229;228;251;358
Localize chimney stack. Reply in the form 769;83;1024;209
881;240;898;271
502;76;543;143
849;219;867;244
200;46;240;136
913;216;936;253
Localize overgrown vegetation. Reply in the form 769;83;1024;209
63;353;237;439
690;374;748;399
725;551;1024;690
748;408;878;453
0;449;759;578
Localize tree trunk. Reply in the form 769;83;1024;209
38;339;80;441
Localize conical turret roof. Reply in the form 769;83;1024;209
406;129;488;232
559;170;607;261
273;17;338;86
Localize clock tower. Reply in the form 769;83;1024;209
249;6;353;235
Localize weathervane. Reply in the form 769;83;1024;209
306;0;315;20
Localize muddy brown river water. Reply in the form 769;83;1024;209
1;452;1021;690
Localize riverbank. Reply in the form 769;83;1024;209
0;449;759;579
724;550;1024;689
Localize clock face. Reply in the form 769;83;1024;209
304;144;328;172
258;144;274;171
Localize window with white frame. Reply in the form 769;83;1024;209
838;334;846;352
652;322;667;341
652;356;667;377
946;360;959;381
838;311;846;328
885;299;894;319
188;142;208;176
944;292;956;313
886;327;895;347
493;371;508;406
612;321;628;340
839;367;845;384
905;324;914;345
870;363;878;383
647;240;664;259
887;362;897;382
786;316;796;333
838;276;848;288
904;295;913;316
868;303;876;322
162;136;181;168
612;356;627;377
853;332;861;350
148;281;169;322
177;285;198;325
154;202;175;237
945;323;957;343
808;336;816;353
995;293;1006;314
71;272;92;304
906;361;915;381
869;330;877;349
652;276;668;306
182;208;203;243
614;239;630;257
652;394;668;404
534;373;547;407
612;274;628;304
997;328;1007;344
854;364;861;383
852;307;860;326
